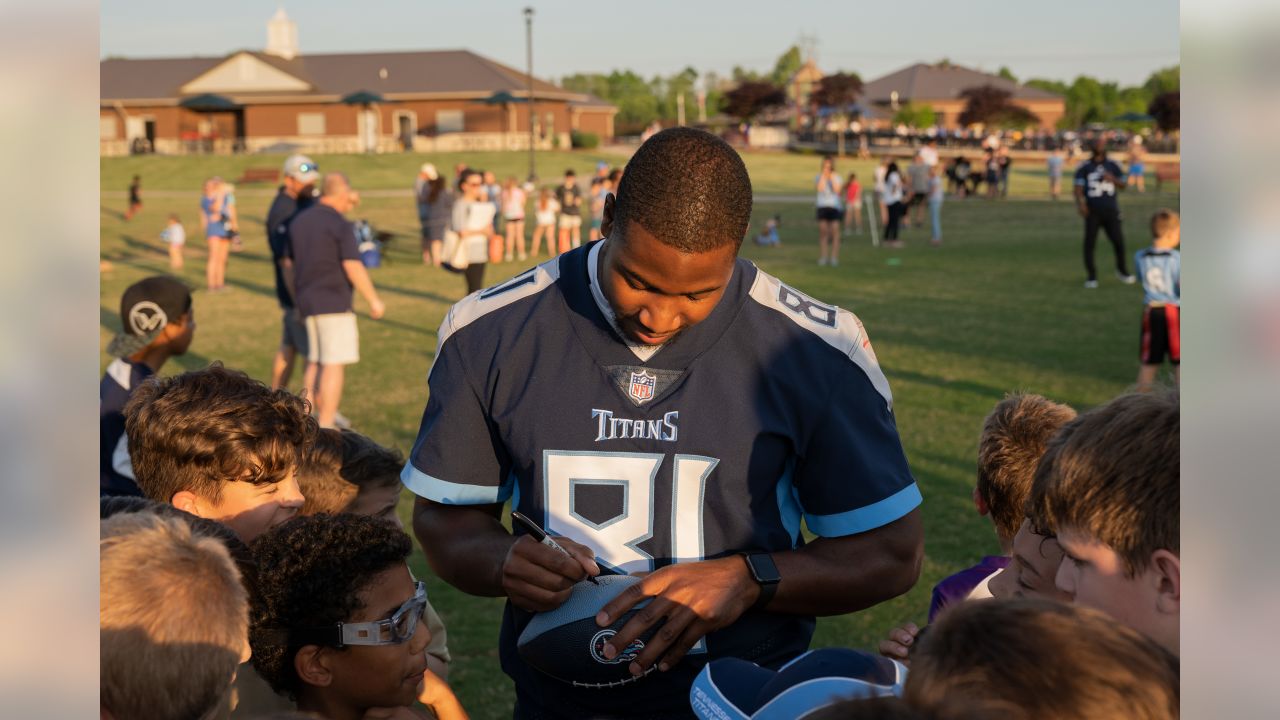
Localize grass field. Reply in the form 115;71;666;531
100;149;1178;719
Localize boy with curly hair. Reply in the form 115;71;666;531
124;363;317;542
295;429;453;680
248;513;466;720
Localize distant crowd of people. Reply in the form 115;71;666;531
413;161;624;294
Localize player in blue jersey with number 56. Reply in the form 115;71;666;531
404;128;924;719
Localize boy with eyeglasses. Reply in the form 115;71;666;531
248;513;467;720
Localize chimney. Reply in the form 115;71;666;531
265;8;298;60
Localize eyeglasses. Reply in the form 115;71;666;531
464;180;483;187
270;581;428;648
297;162;318;173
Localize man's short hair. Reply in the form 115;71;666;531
613;127;752;253
124;363;317;505
1150;208;1180;238
321;172;349;197
976;394;1077;543
906;598;1179;720
1034;391;1179;574
101;512;249;720
299;429;404;515
248;514;412;699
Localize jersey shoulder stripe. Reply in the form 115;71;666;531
431;257;562;376
746;268;893;407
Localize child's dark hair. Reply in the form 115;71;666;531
613;127;752;252
565;168;576;177
248;514;412;699
124;363;317;505
298;429;404;516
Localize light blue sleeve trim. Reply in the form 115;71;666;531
400;463;512;505
805;483;922;537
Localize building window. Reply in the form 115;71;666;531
436;110;464;134
100;116;117;140
297;112;326;136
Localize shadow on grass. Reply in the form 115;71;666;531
883;367;1009;403
101;206;126;221
375;281;459;306
119;234;166;258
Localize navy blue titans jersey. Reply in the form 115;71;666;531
1074;158;1126;212
403;241;920;717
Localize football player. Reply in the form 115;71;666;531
405;127;924;718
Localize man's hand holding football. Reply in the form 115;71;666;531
594;556;759;677
501;534;600;612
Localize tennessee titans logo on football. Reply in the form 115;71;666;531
627;370;657;404
590;629;644;665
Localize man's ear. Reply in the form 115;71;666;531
1150;549;1180;615
294;645;334;688
972;487;990;516
171;490;202;516
600;194;616;239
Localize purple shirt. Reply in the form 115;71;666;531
929;555;1009;621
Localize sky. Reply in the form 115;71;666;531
100;1;1180;87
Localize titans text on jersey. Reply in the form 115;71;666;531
593;409;679;442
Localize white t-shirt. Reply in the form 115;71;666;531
920;145;939;167
535;198;560;226
453;199;496;264
815;174;843;208
874;165;888;194
503;188;527;219
161;223;186;245
883;171;904;204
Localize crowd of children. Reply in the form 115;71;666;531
99;332;1180;720
103;153;1179;719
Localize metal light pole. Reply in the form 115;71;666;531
524;7;536;182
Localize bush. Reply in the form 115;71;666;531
571;130;600;149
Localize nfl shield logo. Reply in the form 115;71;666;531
627;370;657;404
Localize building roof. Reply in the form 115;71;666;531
861;62;1062;104
101;49;582;103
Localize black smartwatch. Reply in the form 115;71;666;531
740;552;781;610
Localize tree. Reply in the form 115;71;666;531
957;85;1040;128
770;45;804;86
893;103;937;129
997;66;1018;83
810;72;864;156
1025;78;1068;96
721;81;786;124
1148;91;1179;132
1143;65;1180;96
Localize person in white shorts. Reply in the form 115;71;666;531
283;172;385;429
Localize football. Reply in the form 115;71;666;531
516;574;660;689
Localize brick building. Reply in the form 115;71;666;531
860;62;1064;130
100;10;616;156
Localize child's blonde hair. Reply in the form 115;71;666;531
101;512;248;720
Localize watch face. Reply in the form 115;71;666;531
748;553;781;584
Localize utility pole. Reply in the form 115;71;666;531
524;7;536;182
676;92;685;126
